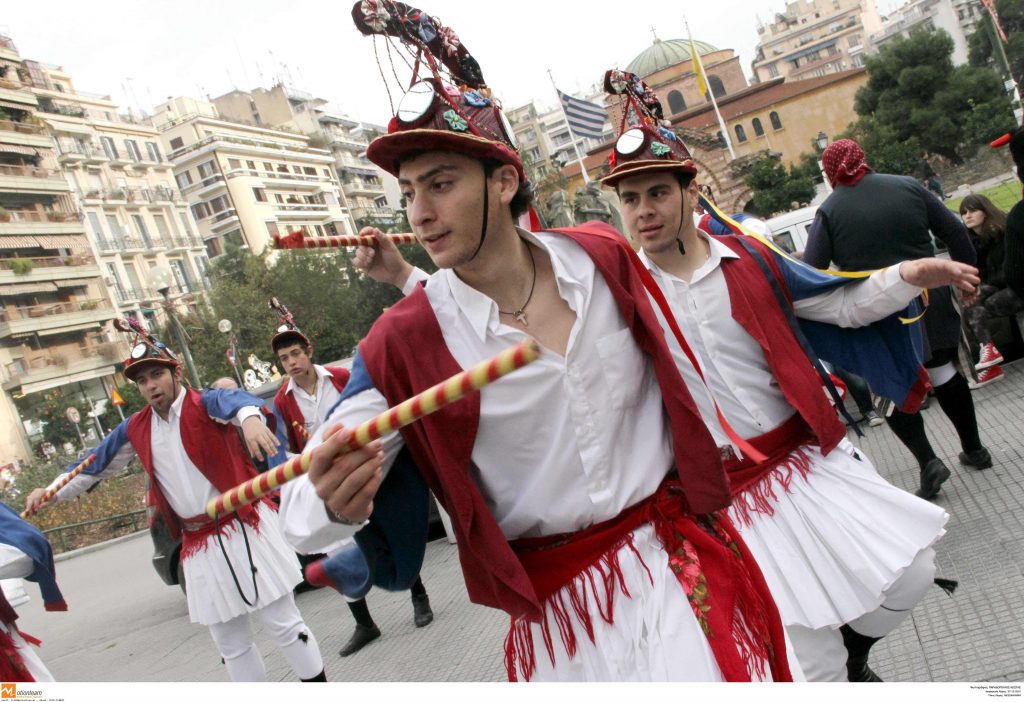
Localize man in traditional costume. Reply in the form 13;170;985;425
288;1;793;683
0;502;66;682
25;321;326;683
268;303;433;657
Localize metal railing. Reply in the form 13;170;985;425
0;164;65;181
0;209;82;224
5;341;124;377
0;298;112;322
0;254;95;270
0;119;43;135
42;509;147;554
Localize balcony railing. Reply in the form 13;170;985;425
0;78;28;92
0;254;95;271
0;298;112;323
0;119;43;135
0;164;65;181
36;102;86;119
0;210;81;224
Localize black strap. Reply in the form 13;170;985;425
214;512;260;607
735;237;864;437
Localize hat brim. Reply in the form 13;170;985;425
124;358;179;382
272;330;310;350
367;129;525;181
600;159;698;187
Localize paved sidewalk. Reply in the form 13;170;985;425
17;361;1024;682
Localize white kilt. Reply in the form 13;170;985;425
182;501;302;625
730;438;948;630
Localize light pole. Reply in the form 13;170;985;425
815;131;833;194
150;266;202;388
218;318;244;388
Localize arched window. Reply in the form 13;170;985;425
734;124;747;143
667;90;686;114
752;118;764;137
770;111;782;130
709;75;726;98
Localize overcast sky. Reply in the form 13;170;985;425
0;0;906;125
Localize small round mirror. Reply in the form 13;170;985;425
616;128;646;156
277;324;291;333
498;109;518;150
131;343;149;360
397;81;437;124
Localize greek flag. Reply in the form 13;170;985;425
557;90;607;141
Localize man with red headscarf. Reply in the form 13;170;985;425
804;139;990;502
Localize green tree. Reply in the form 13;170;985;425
968;0;1024;87
744;155;817;217
853;29;1013;164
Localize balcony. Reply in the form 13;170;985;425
55;140;105;165
226;168;330;190
0;298;115;338
2;342;125;393
343;178;385;197
0;164;70;194
274;202;329;219
0;84;37;110
206;208;240;232
0;209;85;236
0;254;99;284
181;173;226;198
35;101;85;119
0;119;52;149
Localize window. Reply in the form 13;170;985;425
152;214;172;244
766;63;780;78
145;141;162;162
175;171;193;189
292;165;302;174
826;44;839;56
191;202;211;220
178;213;194;239
100;136;119;160
708;75;726;98
253;187;267;202
303;166;316;175
852;54;865;67
228;158;241;170
169;136;184;151
105;214;124;243
209;195;230;214
131;214;153;247
667;90;686;114
172;260;191;291
86;212;106;246
106;263;125;297
275;194;284;203
263;162;273;171
769;111;782;130
734;124;747;143
197;161;217;179
124;139;142;162
266;222;280;237
246;160;255;169
205;237;223;258
752;118;764;137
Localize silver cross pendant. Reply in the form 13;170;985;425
513;309;528;326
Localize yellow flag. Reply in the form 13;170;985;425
690;37;708;97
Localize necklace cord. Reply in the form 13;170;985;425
498;243;537;318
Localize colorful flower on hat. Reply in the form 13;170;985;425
608;150;617;168
360;0;391;32
443;109;469;131
651;141;671;157
658;127;678;142
439;26;462;57
608;70;628;94
416;14;438;44
463;90;491;107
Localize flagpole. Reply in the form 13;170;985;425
685;18;736;160
547;69;591;184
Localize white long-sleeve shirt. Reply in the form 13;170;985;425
284;364;343;437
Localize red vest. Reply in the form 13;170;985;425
126;389;262;541
274;366;351;453
359;222;729;621
716;234;846;455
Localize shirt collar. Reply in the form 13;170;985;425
285;364;330;396
638;231;740;284
441;228;572;343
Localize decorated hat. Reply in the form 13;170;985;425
352;1;524;181
600;69;697;187
115;317;180;382
269;297;310;351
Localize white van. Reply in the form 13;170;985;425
766;206;819;256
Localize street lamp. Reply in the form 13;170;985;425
150;265;202;388
218;318;244;388
815;131;833;194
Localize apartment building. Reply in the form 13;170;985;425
0;36;122;467
871;0;985;65
152;96;352;257
213;84;395;231
752;0;884;82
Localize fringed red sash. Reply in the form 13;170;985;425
0;625;35;682
504;480;791;683
178;498;272;562
725;414;818;526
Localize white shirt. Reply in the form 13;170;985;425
285;364;342;437
305;229;673;543
638;234;921;440
47;388;262;518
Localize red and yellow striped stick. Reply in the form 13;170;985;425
273;232;417;250
21;453;98;518
207;339;542;518
292;420;312;441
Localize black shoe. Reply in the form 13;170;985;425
338;624;381;657
914;458;951;500
847;655;884;682
412;593;434;627
959;447;992;470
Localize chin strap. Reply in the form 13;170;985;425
468;173;491;261
675;198;687;255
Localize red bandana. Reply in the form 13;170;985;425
821;139;872;187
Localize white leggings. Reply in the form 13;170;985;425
207;593;323;682
786;547;937;682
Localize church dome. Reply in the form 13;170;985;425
626;37;719;77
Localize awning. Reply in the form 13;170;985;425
0;144;39;157
37;321;103;336
0;282;57;294
0;98;35;112
54;278;95;288
0;235;90;250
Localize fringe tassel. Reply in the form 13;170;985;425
504;531;642;682
180;506;263;562
731;448;815;527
